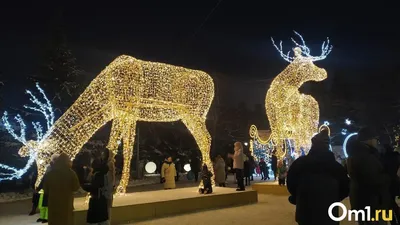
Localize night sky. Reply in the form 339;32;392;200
1;2;400;124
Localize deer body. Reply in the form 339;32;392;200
267;32;332;156
31;55;214;192
266;58;325;152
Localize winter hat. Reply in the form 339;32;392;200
357;127;379;142
311;129;330;146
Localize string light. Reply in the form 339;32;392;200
0;83;54;182
343;133;357;158
267;31;332;155
271;30;332;63
249;125;277;159
345;118;351;125
27;55;215;193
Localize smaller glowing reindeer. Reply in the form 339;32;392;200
0;83;55;181
266;31;332;155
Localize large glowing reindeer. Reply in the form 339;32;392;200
266;31;332;155
20;55;214;193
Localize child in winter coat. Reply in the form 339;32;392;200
199;164;213;194
82;158;110;225
278;160;288;186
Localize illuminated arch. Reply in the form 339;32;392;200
343;133;358;158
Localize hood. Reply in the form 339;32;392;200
347;140;378;158
308;146;336;162
53;153;72;169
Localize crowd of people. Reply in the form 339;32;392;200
28;148;115;225
287;127;400;225
27;126;400;225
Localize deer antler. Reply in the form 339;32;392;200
271;30;333;62
0;83;54;181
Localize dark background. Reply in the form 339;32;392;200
0;2;399;167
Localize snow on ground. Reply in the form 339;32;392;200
126;195;358;225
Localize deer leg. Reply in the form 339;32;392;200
115;119;136;195
34;159;51;189
107;119;124;156
181;116;214;188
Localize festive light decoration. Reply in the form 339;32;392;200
25;55;215;193
267;31;332;155
0;83;54;181
343;133;358;158
271;31;332;63
144;162;157;174
184;164;191;172
345;118;351;125
318;123;332;151
249;125;279;159
341;129;348;135
319;123;331;136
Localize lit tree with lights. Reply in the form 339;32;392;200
0;83;55;181
29;12;83;112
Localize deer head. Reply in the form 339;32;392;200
271;31;332;85
0;83;55;181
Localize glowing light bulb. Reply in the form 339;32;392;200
345;118;351;125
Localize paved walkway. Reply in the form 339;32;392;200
126;195;358;225
0;175;266;225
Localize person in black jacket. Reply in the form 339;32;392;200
287;129;349;225
243;155;251;186
259;158;269;180
82;158;110;225
190;154;201;182
347;127;391;225
199;164;213;194
271;152;278;181
382;144;400;225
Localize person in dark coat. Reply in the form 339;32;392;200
175;158;181;182
82;158;110;225
382;144;400;224
347;127;391;225
259;158;268;180
199;164;213;194
190;155;201;182
287;129;350;225
249;155;256;181
271;152;278;181
243;155;251;186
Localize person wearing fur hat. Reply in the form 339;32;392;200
347;127;391;224
286;129;349;225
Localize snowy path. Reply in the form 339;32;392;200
126;195;358;225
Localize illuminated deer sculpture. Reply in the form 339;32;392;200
20;55;215;194
266;31;332;155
